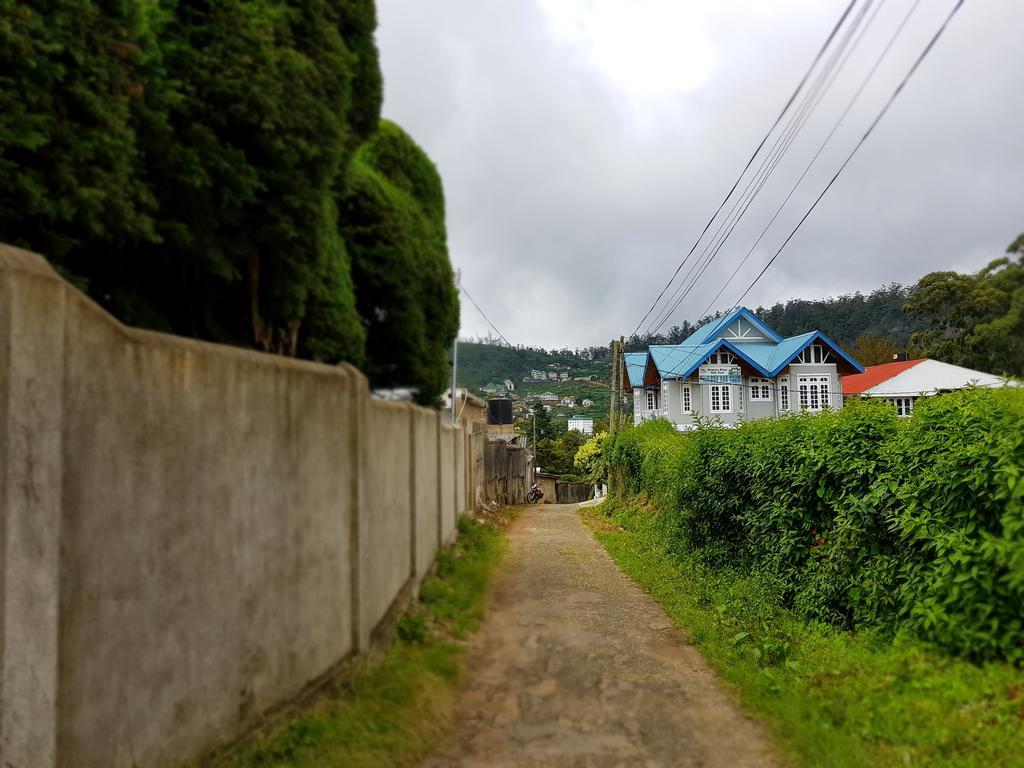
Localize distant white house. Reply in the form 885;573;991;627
559;372;570;381
503;379;515;391
842;358;1012;416
581;398;594;407
560;396;576;407
568;415;594;436
538;391;559;402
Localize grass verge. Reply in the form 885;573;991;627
581;499;1024;768
185;509;512;768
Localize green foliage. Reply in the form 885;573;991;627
583;503;1024;768
606;389;1024;662
339;120;458;404
755;283;928;348
573;431;608;482
906;237;1024;376
536;428;588;477
1;1;459;386
849;334;900;366
184;512;509;767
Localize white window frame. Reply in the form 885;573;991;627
646;389;658;412
681;384;692;414
710;384;732;413
796;375;831;412
794;343;835;365
888;397;914;417
749;377;772;401
779;376;790;412
706;350;736;365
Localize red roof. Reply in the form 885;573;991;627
841;359;925;395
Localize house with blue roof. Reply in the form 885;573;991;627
623;307;864;429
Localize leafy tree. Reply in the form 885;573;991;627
0;0;157;281
573;431;608;482
339;120;459;404
905;234;1024;376
849;335;900;367
536;429;588;476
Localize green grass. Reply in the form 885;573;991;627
581;499;1024;768
183;511;511;768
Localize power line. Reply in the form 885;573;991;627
645;0;883;336
627;0;859;338
459;284;513;348
693;0;923;324
729;0;965;312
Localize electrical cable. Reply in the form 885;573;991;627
460;284;513;348
728;0;965;312
644;0;883;336
693;0;924;323
628;0;860;338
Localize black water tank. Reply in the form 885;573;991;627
487;398;514;425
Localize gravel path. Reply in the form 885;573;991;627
421;503;778;768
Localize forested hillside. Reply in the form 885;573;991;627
0;0;458;404
755;283;928;347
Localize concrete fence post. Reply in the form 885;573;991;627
408;406;417;583
0;247;65;768
345;365;371;653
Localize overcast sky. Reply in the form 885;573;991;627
377;0;1024;349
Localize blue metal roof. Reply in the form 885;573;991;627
694;307;784;344
645;324;864;381
623;352;648;388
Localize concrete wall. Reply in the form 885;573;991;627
439;424;457;543
0;244;475;768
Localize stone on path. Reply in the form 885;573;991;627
421;503;779;768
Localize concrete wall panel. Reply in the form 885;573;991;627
439;425;456;543
363;401;414;632
413;408;440;581
57;288;356;768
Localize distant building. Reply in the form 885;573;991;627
560;396;575;407
581;398;594;407
530;369;545;380
573;375;594;381
547;371;558;381
503;379;515;391
538;392;559;402
559;372;570;381
568;415;594;436
625;307;863;429
842;358;1012;417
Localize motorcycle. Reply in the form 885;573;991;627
527;483;544;504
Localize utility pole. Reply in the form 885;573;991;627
609;338;620;436
532;409;536;459
618;335;625;432
450;269;461;426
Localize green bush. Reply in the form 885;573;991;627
605;388;1024;662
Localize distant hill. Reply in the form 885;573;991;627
454;341;612;422
458;283;925;399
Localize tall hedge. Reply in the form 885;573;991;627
339;120;459;405
607;389;1024;662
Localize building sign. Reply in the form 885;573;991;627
698;364;742;385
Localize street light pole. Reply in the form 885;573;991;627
450;269;461;426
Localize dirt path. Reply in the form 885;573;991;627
422;503;778;768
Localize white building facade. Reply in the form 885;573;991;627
568;415;594;436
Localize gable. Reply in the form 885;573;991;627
722;315;772;343
697;307;783;345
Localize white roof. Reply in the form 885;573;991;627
863;359;1009;397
